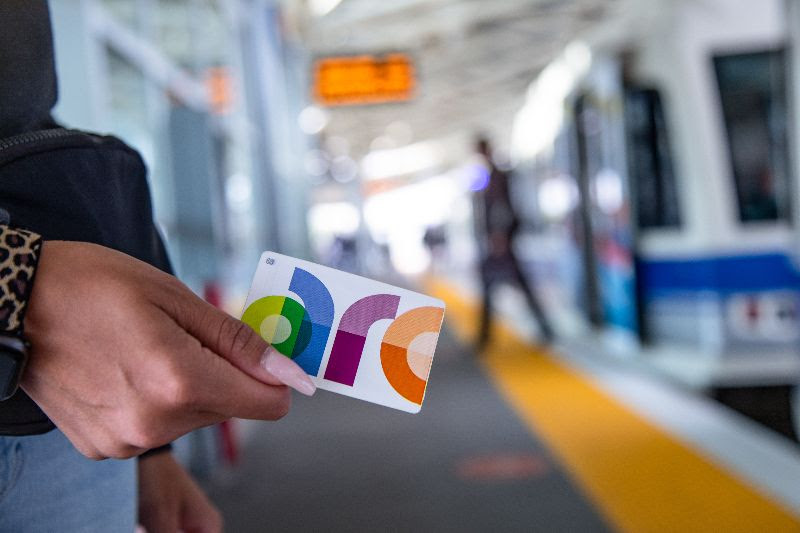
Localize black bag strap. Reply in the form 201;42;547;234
0;128;135;168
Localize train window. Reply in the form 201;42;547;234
624;88;681;229
714;49;791;223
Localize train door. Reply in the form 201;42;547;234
623;87;681;344
572;95;604;328
572;91;639;338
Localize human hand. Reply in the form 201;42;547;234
138;452;222;533
22;241;315;459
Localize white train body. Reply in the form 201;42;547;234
511;0;800;383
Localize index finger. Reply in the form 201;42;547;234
165;286;315;396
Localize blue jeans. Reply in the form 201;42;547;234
0;429;136;532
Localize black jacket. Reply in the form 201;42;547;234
0;1;172;435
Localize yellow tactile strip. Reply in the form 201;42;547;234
428;279;800;533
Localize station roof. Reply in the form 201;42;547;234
304;0;623;161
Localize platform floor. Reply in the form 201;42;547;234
207;281;800;532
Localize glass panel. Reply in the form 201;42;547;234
624;88;681;229
714;49;791;223
99;0;138;27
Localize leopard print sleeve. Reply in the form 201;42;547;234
0;225;43;334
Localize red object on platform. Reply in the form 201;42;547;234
203;281;222;308
219;419;239;465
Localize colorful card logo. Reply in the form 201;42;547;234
241;253;445;412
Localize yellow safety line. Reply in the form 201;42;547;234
427;279;800;533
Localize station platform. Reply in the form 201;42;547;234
207;280;800;532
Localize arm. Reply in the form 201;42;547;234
4;232;316;530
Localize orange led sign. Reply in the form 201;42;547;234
313;53;415;106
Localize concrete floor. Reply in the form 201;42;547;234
207;329;610;532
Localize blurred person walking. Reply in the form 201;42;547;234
472;135;554;349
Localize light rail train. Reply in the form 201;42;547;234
510;0;800;436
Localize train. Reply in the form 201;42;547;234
509;0;800;435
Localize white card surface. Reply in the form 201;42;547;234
241;252;445;413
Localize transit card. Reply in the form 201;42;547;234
241;252;445;413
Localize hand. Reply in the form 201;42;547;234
23;241;315;459
138;452;222;533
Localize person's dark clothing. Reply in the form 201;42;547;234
473;166;518;256
0;1;58;138
473;165;553;346
0;1;173;436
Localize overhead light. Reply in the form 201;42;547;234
225;173;253;213
361;141;442;180
538;174;578;221
512;40;592;160
298;105;328;135
304;149;329;179
310;0;343;17
330;155;359;183
308;202;360;236
594;168;624;214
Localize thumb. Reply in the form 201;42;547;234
172;290;316;396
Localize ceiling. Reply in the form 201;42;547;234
302;0;623;162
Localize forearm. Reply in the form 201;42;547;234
1;230;170;454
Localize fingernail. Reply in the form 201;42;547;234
261;347;316;396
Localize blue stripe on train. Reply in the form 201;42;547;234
639;252;800;295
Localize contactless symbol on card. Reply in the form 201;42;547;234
241;252;445;413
